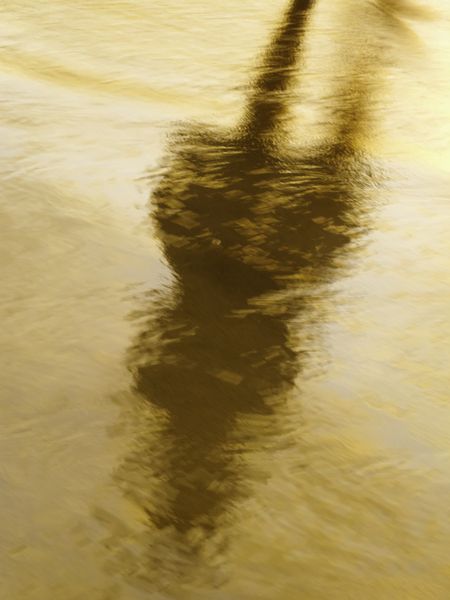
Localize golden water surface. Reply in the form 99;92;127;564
1;1;450;598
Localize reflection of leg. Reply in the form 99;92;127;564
242;0;316;140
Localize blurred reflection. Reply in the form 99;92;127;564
123;0;402;569
242;0;316;143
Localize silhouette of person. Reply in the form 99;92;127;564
118;0;419;584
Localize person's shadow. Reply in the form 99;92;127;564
118;0;417;581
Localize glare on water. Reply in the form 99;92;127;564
1;1;450;599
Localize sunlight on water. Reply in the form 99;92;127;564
1;1;450;598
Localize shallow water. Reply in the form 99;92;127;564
1;1;450;598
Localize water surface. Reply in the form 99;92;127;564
1;1;450;598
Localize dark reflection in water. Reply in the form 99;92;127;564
121;0;406;580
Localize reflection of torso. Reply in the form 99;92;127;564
154;129;362;289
